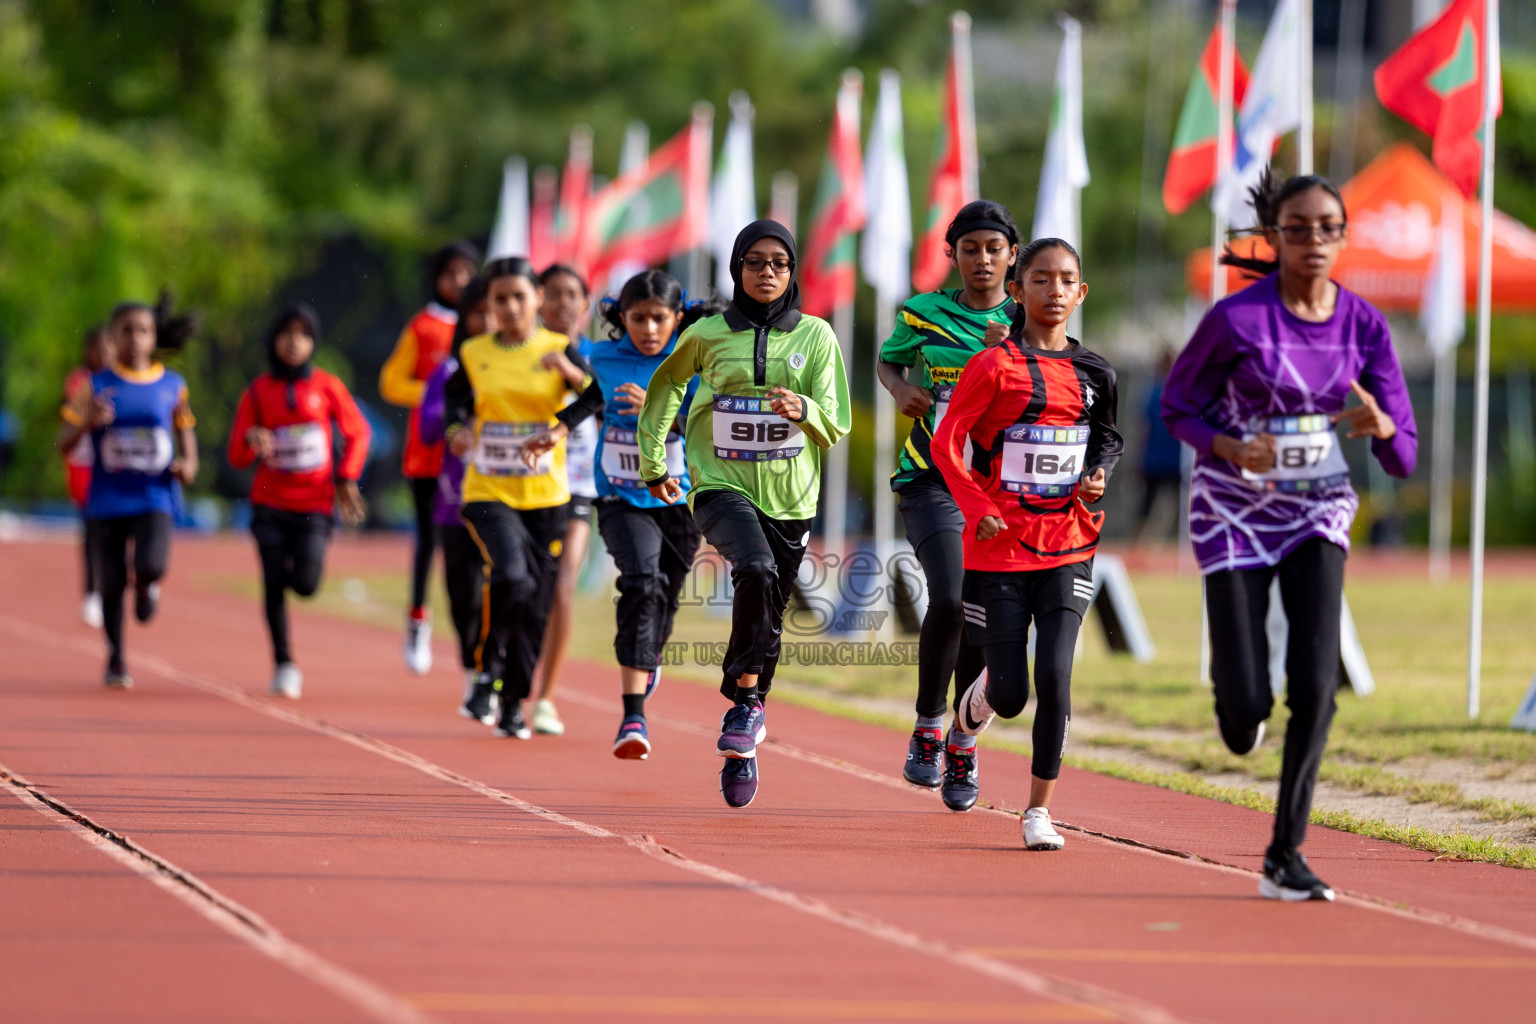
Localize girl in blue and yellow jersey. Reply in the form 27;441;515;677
525;270;723;760
444;257;591;740
58;298;199;689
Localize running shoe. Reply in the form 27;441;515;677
461;669;479;705
716;700;766;758
494;706;533;740
270;662;303;700
612;715;651;760
1216;713;1266;756
941;729;979;812
720;755;759;807
533;699;565;736
402;611;433;675
103;668;134;690
644;665;662;700
1022;807;1065;851
134;581;160;624
902;725;944;789
1259;847;1335;902
956;675;996;736
80;592;103;629
460;673;498;725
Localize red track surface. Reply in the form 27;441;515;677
3;533;1535;1023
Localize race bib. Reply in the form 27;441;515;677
565;417;599;495
1241;414;1350;492
100;426;173;475
932;382;975;465
1000;425;1088;496
601;425;686;488
711;396;804;462
475;421;549;478
268;422;328;473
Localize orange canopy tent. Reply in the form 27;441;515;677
1186;144;1536;312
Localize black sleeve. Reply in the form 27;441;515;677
1083;353;1123;480
556;380;604;431
444;364;474;431
565;343;593;387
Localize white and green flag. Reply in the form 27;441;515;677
710;92;757;293
1033;15;1090;247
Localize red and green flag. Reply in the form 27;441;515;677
1163;18;1249;215
579;107;713;287
529;165;558;271
1374;0;1501;197
554;126;593;273
801;71;867;319
912;13;979;294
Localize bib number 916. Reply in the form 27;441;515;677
731;421;793;445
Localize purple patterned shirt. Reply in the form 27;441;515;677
1161;275;1418;574
417;358;467;528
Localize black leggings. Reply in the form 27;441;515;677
460;501;565;704
692;489;809;702
1206;538;1346;852
913;531;985;718
597;500;701;670
408;476;438;611
92;512;172;672
251;506;332;666
439;525;485;671
82;518;102;594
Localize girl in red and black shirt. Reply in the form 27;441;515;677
228;305;370;698
931;239;1121;850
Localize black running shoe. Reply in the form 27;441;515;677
720;755;759;808
495;706;532;740
1216;712;1266;756
903;725;943;789
940;728;979;812
134;582;160;624
460;674;497;725
1259;847;1335;902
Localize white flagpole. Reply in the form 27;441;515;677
1211;0;1237;305
1298;0;1314;174
1467;0;1499;718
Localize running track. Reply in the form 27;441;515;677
2;535;1534;1023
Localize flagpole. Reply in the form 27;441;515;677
874;297;896;578
1211;0;1237;305
1466;0;1498;719
825;302;853;563
1298;0;1314;174
1430;343;1456;583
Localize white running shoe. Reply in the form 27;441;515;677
462;669;480;704
271;662;303;700
80;592;103;629
402;613;433;674
533;699;565;736
957;674;996;736
1022;807;1065;851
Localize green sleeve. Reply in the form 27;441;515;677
878;305;921;366
637;327;701;482
793;324;851;450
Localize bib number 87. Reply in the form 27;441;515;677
731;421;793;445
1280;445;1327;469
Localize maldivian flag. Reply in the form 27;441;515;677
529;165;558;270
554;126;593;272
801;71;867;318
912;12;978;294
1163;18;1249;215
1374;0;1501;198
580;106;713;286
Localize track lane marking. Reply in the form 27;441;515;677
404;992;1110;1018
0;760;437;1024
974;947;1536;969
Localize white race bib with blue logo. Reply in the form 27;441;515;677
602;425;685;487
711;396;804;462
100;427;174;475
269;423;328;473
1241;414;1349;492
1000;425;1088;496
476;421;549;478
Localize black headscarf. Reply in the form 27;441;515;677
265;304;320;400
428;241;483;305
450;274;490;358
727;219;801;330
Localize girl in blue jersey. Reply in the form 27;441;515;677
524;271;721;758
58;298;199;689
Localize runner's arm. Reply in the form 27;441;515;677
171;386;198;485
788;323;851;449
1160;306;1236;455
226;387;259;470
444;364;474;433
636;329;700;483
556;380;604;432
330;377;372;480
417;362;451;445
930;351;1002;526
378;326;425;408
56;385;93;454
1083;356;1124;481
1358;317;1418;478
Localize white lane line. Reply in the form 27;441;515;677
0;614;1186;1024
0;761;437;1024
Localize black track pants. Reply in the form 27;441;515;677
82;518;102;594
459;501;566;703
912;531;986;718
1205;538;1346;852
596;500;701;671
692;489;810;702
408;476;438;611
251;506;333;666
93;512;172;672
439;525;485;670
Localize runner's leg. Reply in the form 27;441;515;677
94;517;130;673
913;531;967;719
1204;565;1276;739
408;477;437;611
439;525;484;671
694;490;781;702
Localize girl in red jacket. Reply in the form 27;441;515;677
931;239;1122;851
228;305;370;698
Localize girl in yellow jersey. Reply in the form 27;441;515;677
444;257;591;739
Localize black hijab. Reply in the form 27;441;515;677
265;304;320;394
727;219;801;330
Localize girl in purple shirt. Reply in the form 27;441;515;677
1162;171;1418;902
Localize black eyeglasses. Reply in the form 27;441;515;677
741;256;794;274
1275;223;1346;243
